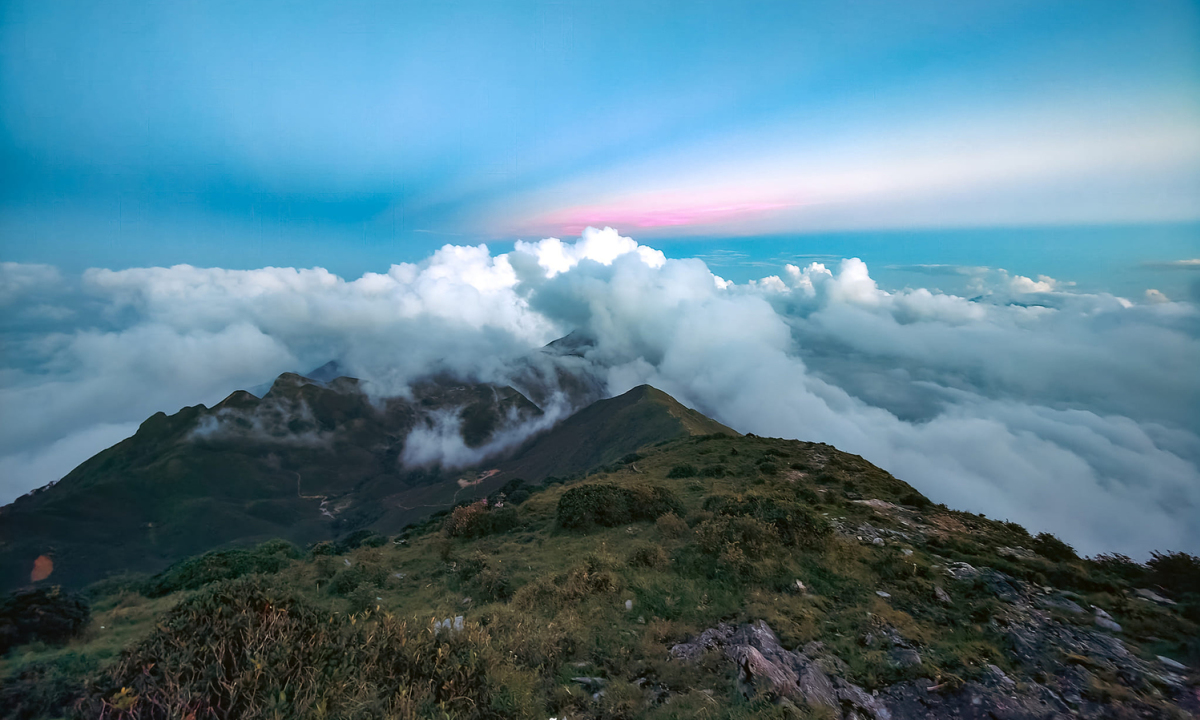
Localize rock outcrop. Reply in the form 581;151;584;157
671;617;1198;720
670;621;890;719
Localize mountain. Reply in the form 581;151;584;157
499;384;736;482
0;377;730;592
3;426;1197;719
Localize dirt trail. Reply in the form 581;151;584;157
294;471;334;518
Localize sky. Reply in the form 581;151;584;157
1;1;1199;556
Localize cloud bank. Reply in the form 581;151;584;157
1;227;1197;557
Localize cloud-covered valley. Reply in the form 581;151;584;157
1;229;1197;557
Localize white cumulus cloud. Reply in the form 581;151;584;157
1;229;1196;558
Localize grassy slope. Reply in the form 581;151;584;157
352;385;735;536
0;376;546;593
5;432;1196;719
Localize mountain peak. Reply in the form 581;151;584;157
493;384;735;483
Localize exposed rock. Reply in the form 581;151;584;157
1134;587;1177;605
1093;607;1122;633
671;621;889;719
571;676;606;691
945;562;978;581
876;590;891;598
933;585;952;605
1036;593;1084;614
980;664;1015;689
672;617;1198;720
433;615;464;634
1157;655;1187;671
997;545;1038;560
888;648;922;668
881;677;1069;719
978;568;1024;603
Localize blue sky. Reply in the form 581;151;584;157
2;2;1200;553
2;0;1198;288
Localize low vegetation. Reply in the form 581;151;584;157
2;433;1197;719
0;588;90;653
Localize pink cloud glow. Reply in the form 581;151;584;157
542;200;796;235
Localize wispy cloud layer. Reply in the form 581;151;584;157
1;228;1197;556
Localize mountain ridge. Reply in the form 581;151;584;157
0;375;734;592
2;422;1196;719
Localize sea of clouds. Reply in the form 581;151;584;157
1;227;1197;556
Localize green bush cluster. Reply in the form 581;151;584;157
444;500;520;539
78;578;540;719
1031;532;1077;562
666;464;697;479
325;560;391;597
310;529;388;556
556;483;683;529
702;494;831;549
457;551;514;602
655;513;689;538
142;539;299;597
493;478;532;505
0;654;99;720
695;515;778;560
0;586;91;653
511;557;622;614
627;543;670;570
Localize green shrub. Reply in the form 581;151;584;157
78;578;540;719
757;461;779;475
656;512;689;539
796;487;820;505
556;483;683;529
693;516;780;580
495;478;532;505
1090;553;1147;586
0;654;99;720
334;529;388;551
142;539;300;597
700;464;726;478
0;587;91;652
326;560;390;597
900;491;932;509
1148;551;1200;596
445;500;520;538
1031;532;1077;562
695;516;779;559
512;562;621;614
666;464;698;479
458;551;514;602
628;543;670;570
310;540;338;556
1003;520;1031;538
703;494;831;549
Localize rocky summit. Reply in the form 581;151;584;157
1;386;1197;719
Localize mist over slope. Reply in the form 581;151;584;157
1;228;1197;555
0;379;725;592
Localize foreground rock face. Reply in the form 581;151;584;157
670;620;890;719
671;619;1198;719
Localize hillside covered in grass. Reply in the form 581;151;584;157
0;372;726;593
3;414;1199;718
